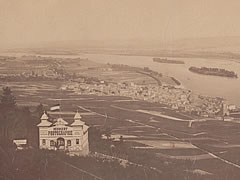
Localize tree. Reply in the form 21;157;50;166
0;87;16;109
22;107;32;135
0;87;17;140
35;103;44;118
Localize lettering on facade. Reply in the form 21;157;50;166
48;127;73;136
38;112;89;155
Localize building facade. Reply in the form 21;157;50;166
37;111;89;156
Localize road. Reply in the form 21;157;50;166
79;103;240;171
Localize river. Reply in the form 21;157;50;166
81;53;240;105
2;52;240;105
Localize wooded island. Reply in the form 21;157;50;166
189;66;238;78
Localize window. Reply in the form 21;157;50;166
76;139;79;145
50;140;55;147
67;140;71;146
42;139;46;145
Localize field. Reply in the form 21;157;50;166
1;80;240;179
0;55;176;86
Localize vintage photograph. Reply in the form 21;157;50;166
0;0;240;179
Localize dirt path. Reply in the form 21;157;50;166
129;117;240;169
81;104;240;170
58;159;104;180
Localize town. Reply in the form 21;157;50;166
63;80;224;118
1;55;237;120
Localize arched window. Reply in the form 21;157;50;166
50;140;55;147
67;140;71;146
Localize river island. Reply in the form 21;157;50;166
153;57;185;64
189;66;238;78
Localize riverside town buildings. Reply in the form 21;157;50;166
37;111;89;156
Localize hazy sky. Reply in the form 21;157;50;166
1;0;240;47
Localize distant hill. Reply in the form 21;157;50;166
3;36;240;61
28;36;240;52
168;36;240;52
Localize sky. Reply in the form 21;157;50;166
1;0;240;47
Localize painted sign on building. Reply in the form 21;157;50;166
37;111;89;156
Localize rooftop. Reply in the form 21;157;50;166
38;111;88;127
40;112;49;120
74;111;82;120
53;118;68;126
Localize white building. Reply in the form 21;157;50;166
37;111;89;156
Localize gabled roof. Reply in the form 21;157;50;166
37;120;52;127
38;111;88;128
53;118;68;126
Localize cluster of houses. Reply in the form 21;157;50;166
63;81;223;117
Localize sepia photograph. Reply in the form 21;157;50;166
1;0;240;179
